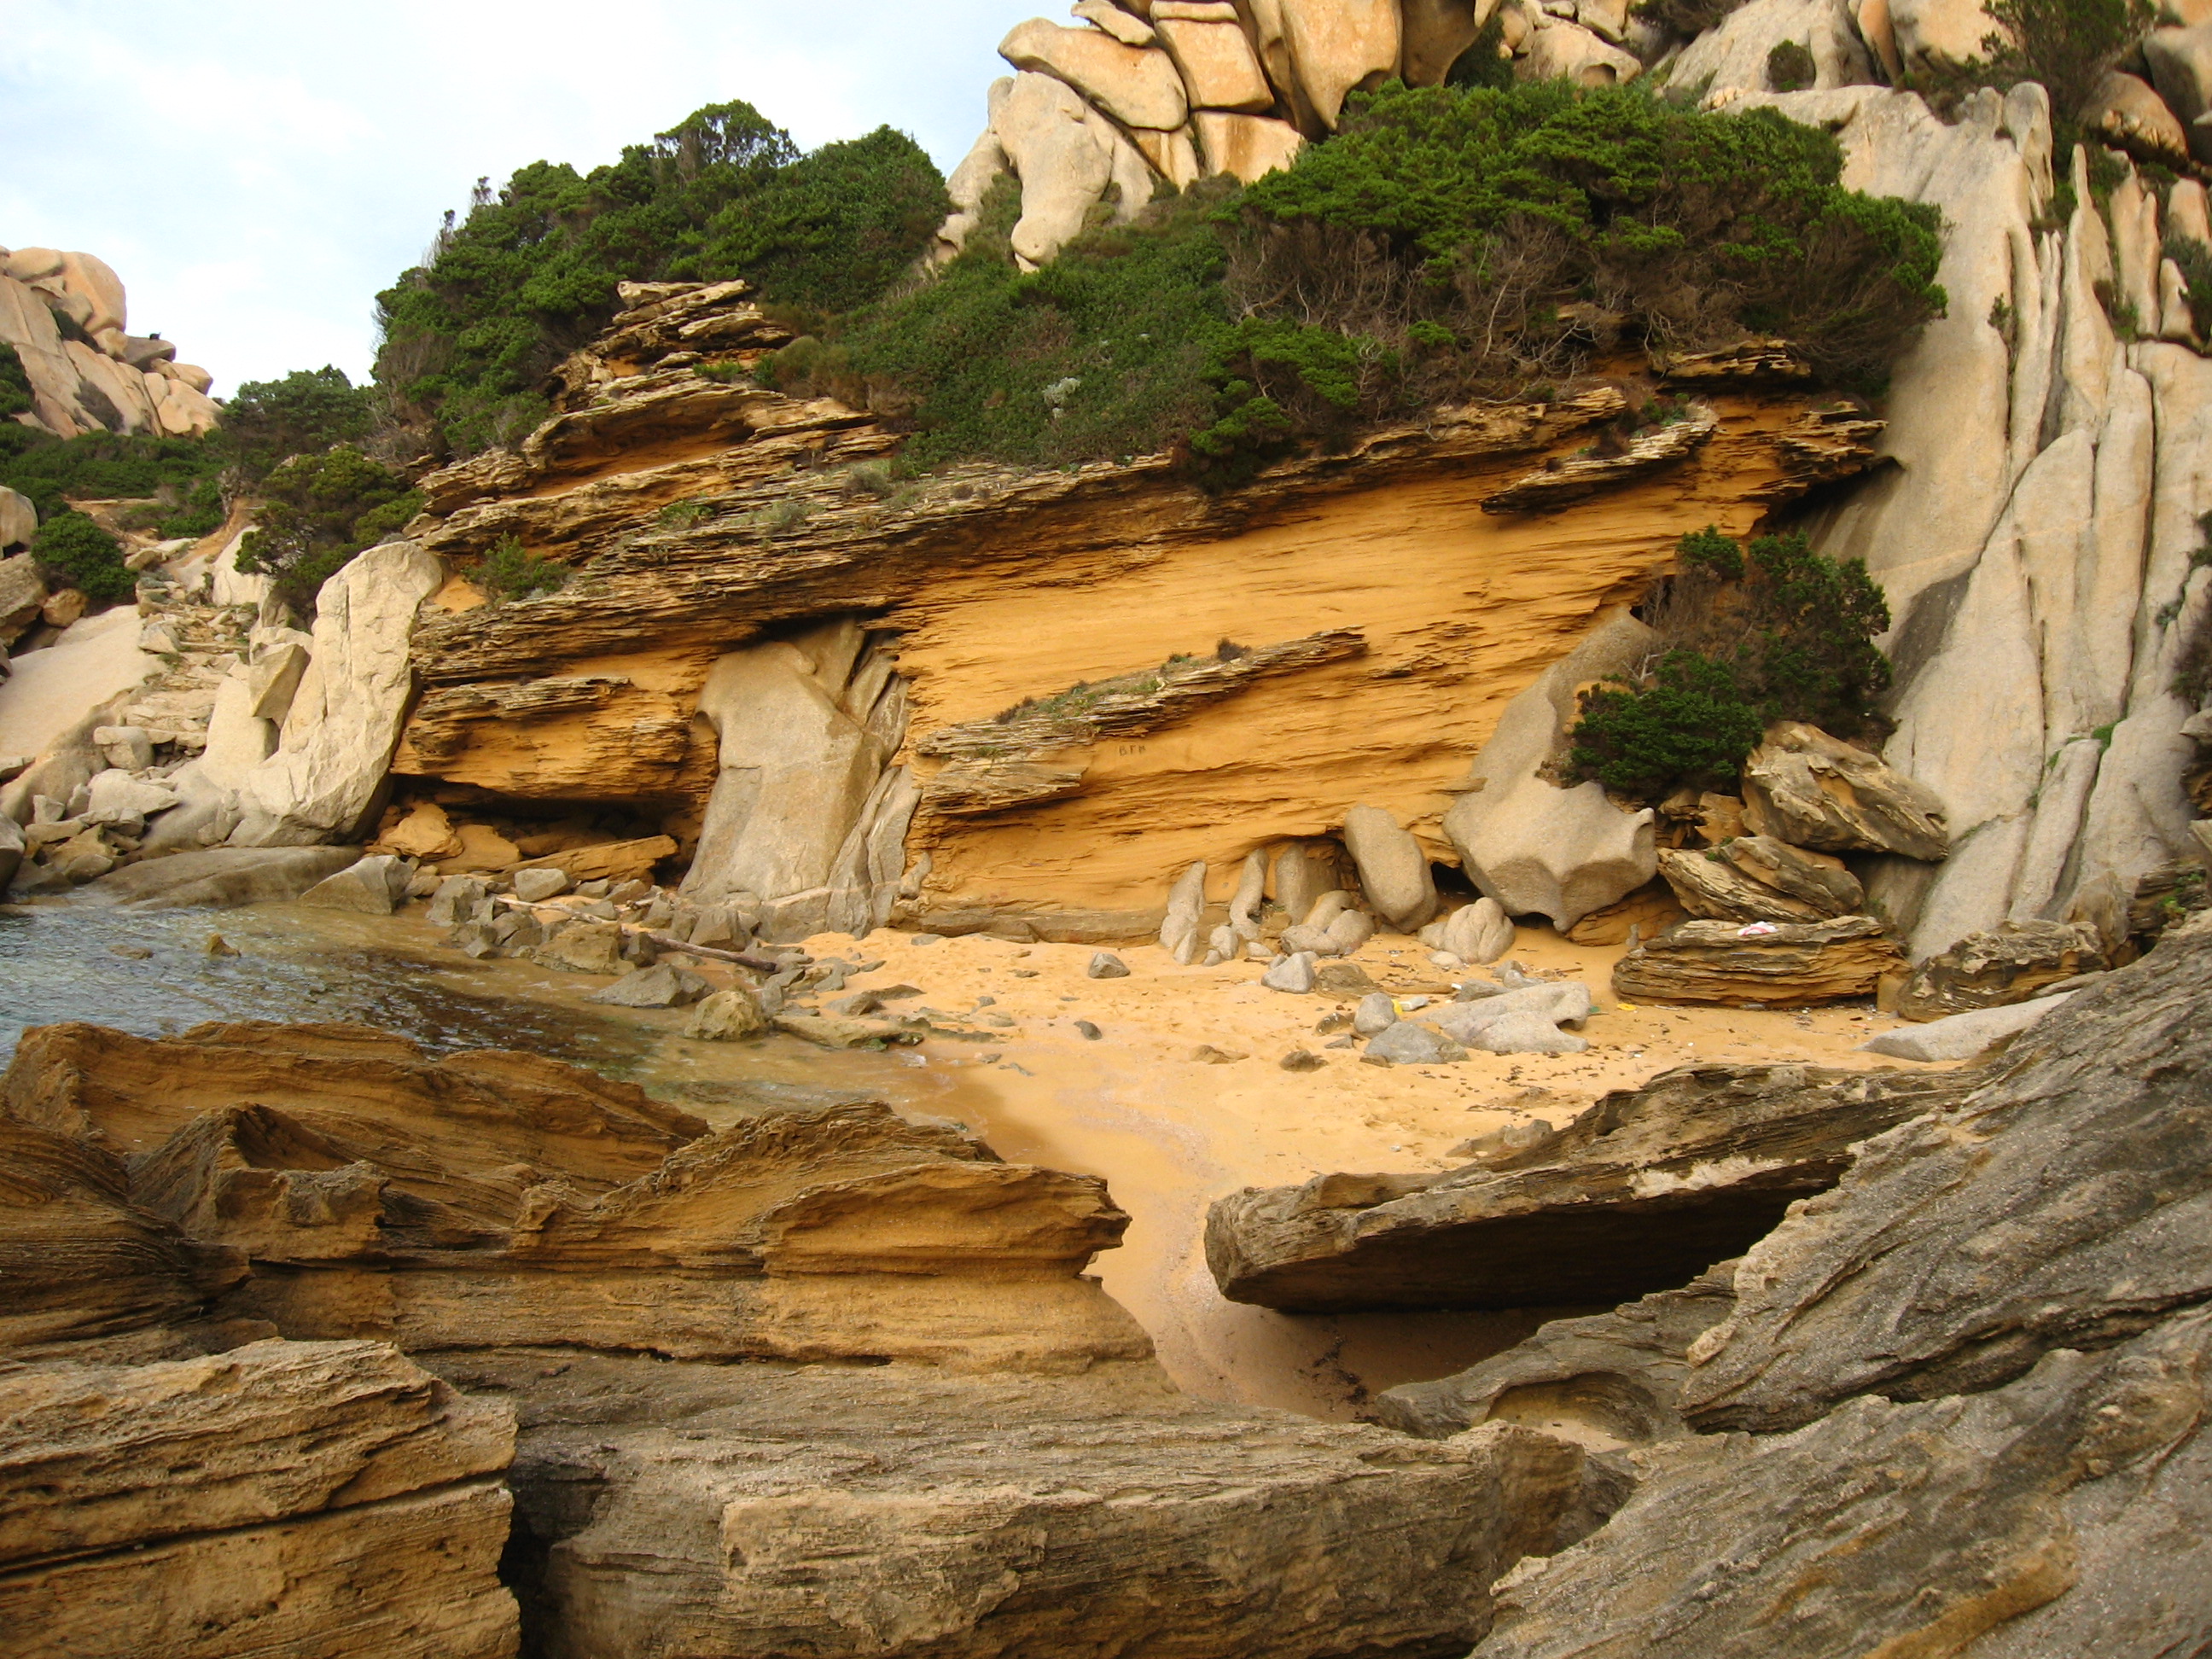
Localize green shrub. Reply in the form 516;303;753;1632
1767;40;1818;90
0;426;222;521
215;365;375;481
1445;11;1516;89
0;344;32;420
1569;526;1895;800
373;100;946;459
233;445;423;611
1569;650;1770;797
1229;82;1947;401
1632;0;1749;37
769;178;1232;472
31;511;134;602
474;534;568;601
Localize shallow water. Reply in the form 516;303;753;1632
0;897;962;1121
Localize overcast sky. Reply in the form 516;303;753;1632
2;1;1047;396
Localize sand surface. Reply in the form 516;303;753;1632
725;920;1939;1419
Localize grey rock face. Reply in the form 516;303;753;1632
1377;1261;1739;1444
1261;952;1317;993
1477;1308;2212;1659
584;963;713;1008
296;854;412;915
1207;1063;1965;1313
1353;992;1398;1036
1681;921;2212;1432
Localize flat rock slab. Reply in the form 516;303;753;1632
432;1348;1598;1659
1205;1062;1965;1313
63;846;362;910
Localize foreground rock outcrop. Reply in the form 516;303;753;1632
0;1340;517;1659
1457;916;2212;1655
0;1016;1621;1657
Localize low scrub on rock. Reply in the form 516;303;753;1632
0;425;224;538
30;509;134;602
1569;526;1893;800
231;444;423;612
214;364;379;481
1914;0;2155;131
768;83;1946;482
373;100;949;460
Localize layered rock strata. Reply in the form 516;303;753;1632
1205;1060;1965;1312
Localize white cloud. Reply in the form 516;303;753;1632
1;0;1042;394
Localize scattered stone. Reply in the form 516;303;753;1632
1612;917;1906;1007
1313;960;1379;994
1190;1045;1247;1063
1279;1050;1328;1072
684;987;769;1041
1087;951;1130;978
585;963;713;1008
1361;1022;1467;1067
91;725;154;771
772;1013;920;1050
1858;993;2073;1061
296;854;413;916
1895;920;2107;1021
1466;1011;1592;1056
911;933;945;946
201;934;238;957
1353;992;1399;1035
1341;804;1438;930
1261;951;1318;992
1325;908;1376;954
825;991;883;1017
513;867;571;903
530;918;627;975
425;875;489;928
108;944;151;959
1075;1019;1103;1039
1435;897;1514;963
981;1013;1016;1028
1739;721;1948;860
83;770;179;827
1205;1062;1965;1312
1278;922;1340;957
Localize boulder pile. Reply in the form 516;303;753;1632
0;246;218;439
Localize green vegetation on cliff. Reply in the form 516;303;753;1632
232;445;423;612
373;102;948;458
1569;527;1895;800
767;81;1946;480
30;511;135;602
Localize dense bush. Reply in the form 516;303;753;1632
1767;40;1818;90
216;365;375;480
373;101;946;459
232;445;423;611
1222;82;1945;408
0;424;226;535
31;511;134;602
767;176;1233;470
1569;526;1894;800
765;83;1944;481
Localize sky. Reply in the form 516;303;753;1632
1;1;1049;396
